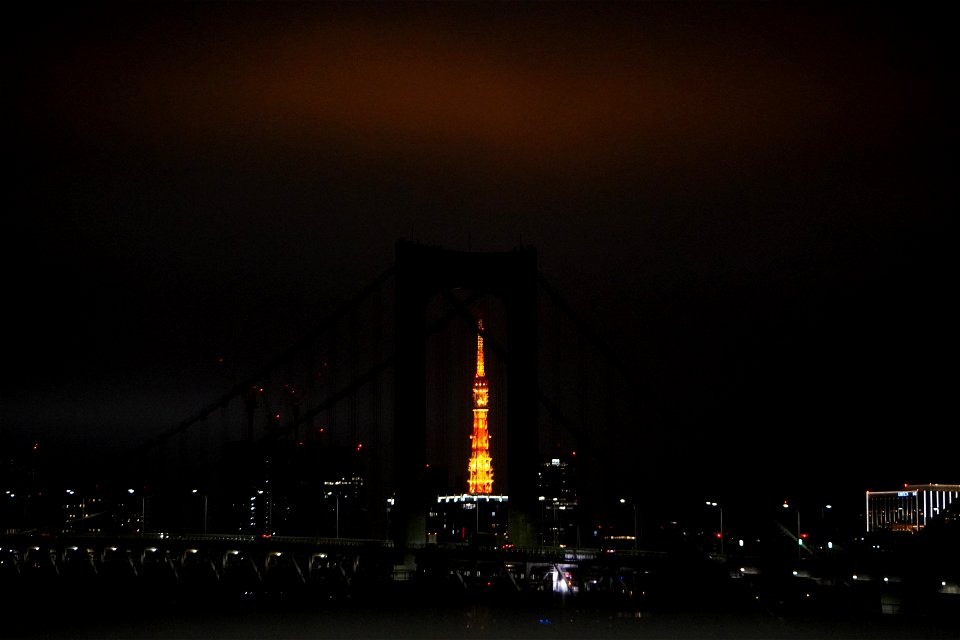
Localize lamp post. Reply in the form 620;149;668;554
706;501;724;555
192;489;208;535
822;504;832;548
128;488;145;533
783;501;801;559
386;496;395;542
620;498;638;550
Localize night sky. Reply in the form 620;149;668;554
4;3;953;513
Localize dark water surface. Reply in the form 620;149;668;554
8;597;957;640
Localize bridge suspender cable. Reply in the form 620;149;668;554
134;265;396;454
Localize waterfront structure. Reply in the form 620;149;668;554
429;494;509;544
866;484;960;533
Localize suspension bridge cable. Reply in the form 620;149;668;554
436;288;615;465
133;265;396;453
536;272;632;377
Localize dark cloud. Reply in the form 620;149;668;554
5;3;952;499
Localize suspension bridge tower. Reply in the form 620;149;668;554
394;240;539;547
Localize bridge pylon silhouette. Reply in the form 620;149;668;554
119;238;637;549
394;240;539;548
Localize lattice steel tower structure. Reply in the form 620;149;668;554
467;320;494;494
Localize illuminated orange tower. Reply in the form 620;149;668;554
467;319;494;494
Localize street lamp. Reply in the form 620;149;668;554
783;501;801;559
327;492;340;538
820;504;833;548
706;501;724;555
620;498;638;550
192;489;208;535
128;488;145;533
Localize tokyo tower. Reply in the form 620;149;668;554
467;319;494;494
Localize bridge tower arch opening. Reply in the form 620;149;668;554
394;240;539;547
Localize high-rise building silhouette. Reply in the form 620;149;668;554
538;454;579;546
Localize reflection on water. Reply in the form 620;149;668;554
6;594;958;640
3;541;957;639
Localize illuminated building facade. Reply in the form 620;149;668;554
61;489;135;535
429;494;509;545
866;484;960;533
468;320;494;495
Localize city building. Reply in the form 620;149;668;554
432;320;509;544
537;454;579;546
222;438;366;537
430;494;509;545
866;484;960;533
